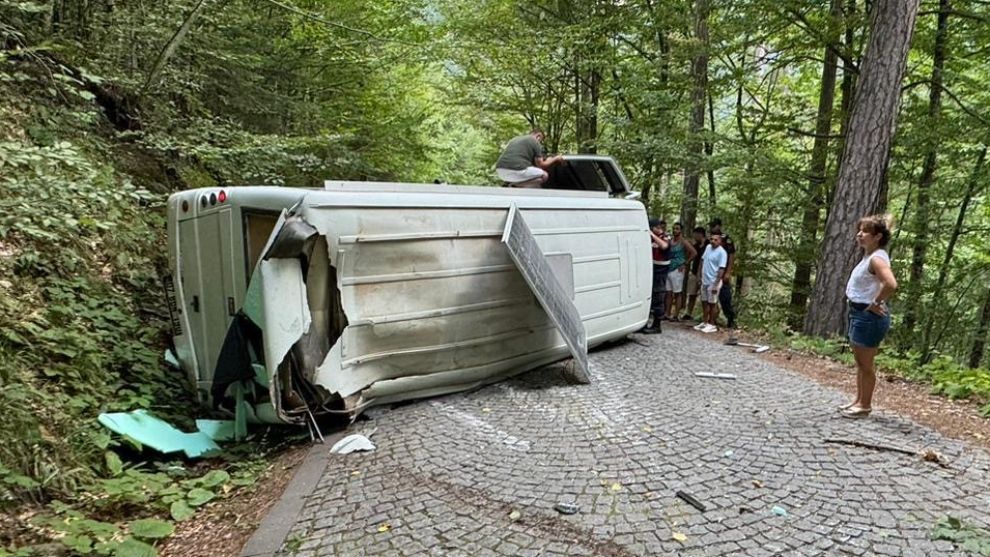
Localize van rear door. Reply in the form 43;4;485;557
178;208;238;388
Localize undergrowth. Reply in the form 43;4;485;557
756;325;990;416
0;41;288;556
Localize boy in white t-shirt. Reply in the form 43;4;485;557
694;232;727;334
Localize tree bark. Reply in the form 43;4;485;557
706;92;716;205
902;0;951;337
831;0;860;210
804;0;920;337
919;146;986;363
680;0;709;233
140;0;210;96
970;285;990;369
788;0;842;330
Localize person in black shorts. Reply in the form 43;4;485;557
682;226;707;321
709;219;737;340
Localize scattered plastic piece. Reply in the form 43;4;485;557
508;510;522;521
164;349;181;369
672;532;688;542
676;490;707;512
377;522;391;533
98;410;219;459
554;502;580;515
724;450;734;458
753;346;770;354
694;372;737;380
330;434;376;454
771;505;788;517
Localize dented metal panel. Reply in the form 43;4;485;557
501;205;589;383
168;176;651;424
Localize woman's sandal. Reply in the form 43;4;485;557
838;401;858;411
840;406;872;419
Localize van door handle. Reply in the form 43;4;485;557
192;295;200;313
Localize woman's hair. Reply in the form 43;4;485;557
858;214;894;247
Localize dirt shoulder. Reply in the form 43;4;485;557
678;321;990;452
159;443;310;557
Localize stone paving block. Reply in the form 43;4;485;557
266;329;990;557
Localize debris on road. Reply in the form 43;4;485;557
553;502;580;515
508;510;522;522
675;490;707;512
672;532;688;543
771;505;788;517
724;339;770;353
98;410;221;458
330;434;376;454
825;438;950;468
694;372;737;380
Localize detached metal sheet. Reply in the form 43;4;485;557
501;204;590;383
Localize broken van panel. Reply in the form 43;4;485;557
167;157;651;425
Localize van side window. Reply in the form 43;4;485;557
243;211;279;279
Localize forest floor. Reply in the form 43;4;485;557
159;445;311;557
167;321;990;557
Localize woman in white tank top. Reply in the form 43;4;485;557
840;215;898;419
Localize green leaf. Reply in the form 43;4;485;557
197;470;229;488
169;500;195;522
186;487;215;507
129;518;174;540
113;537;157;557
105;451;124;477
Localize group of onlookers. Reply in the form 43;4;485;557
640;217;737;339
493;129;901;421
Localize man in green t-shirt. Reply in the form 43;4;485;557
495;128;565;188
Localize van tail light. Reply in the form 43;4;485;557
218;190;227;203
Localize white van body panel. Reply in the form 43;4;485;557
167;177;650;423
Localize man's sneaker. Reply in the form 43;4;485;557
693;323;706;331
640;326;661;334
680;313;693;321
702;324;718;334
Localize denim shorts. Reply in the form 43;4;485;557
848;304;891;348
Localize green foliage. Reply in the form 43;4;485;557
933;516;990;556
775;333;990;415
17;461;260;555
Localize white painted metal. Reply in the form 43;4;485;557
168;180;651;422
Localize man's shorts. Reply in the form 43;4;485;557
496;166;546;185
701;281;721;304
666;267;685;293
687;273;700;296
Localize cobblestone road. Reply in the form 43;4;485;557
275;328;990;556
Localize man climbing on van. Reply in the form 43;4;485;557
495;128;565;188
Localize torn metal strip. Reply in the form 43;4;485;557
501;204;590;384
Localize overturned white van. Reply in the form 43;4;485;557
165;156;651;429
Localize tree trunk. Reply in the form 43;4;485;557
788;0;841;331
576;65;600;154
706;92;716;206
804;0;920;337
902;0;951;337
919;146;986;363
830;0;860;211
970;285;990;369
680;0;709;234
140;0;210;96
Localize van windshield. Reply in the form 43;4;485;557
543;158;628;195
